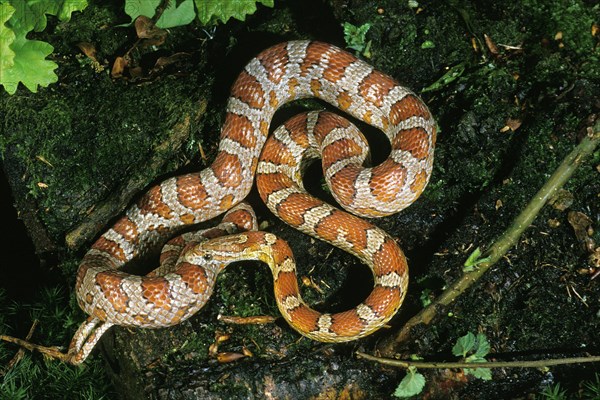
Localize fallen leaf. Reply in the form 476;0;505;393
76;42;98;62
484;34;498;55
549;189;574;211
217;352;246;363
111;56;128;78
242;346;253;357
567;211;595;252
128;66;144;80
218;315;277;325
135;15;156;39
134;15;167;46
148;52;190;77
505;117;522;132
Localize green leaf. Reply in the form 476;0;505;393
452;332;476;358
0;0;86;94
0;36;57;94
462;246;491;272
9;0;88;32
464;365;492;380
53;0;89;21
419;288;432;307
393;367;426;398
473;332;490;358
124;0;196;28
195;0;274;25
421;40;435;49
0;3;16;71
540;383;568;400
422;62;466;93
343;22;371;52
454;332;492;380
156;0;196;28
124;0;161;23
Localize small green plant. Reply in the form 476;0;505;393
342;22;371;57
124;0;274;27
0;0;88;94
393;332;492;398
451;332;492;380
538;383;568;400
0;0;274;94
393;366;426;398
583;373;600;399
422;62;466;93
462;247;492;272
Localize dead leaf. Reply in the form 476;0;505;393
505;117;522;132
128;66;144;80
471;37;478;52
218;315;277;325
547;218;561;228
111;56;128;78
484;34;499;55
242;346;253;357
148;52;190;77
549;189;574;211
567;211;595;252
135;15;157;39
134;15;167;46
76;42;98;62
217;352;246;363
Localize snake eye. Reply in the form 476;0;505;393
203;254;213;261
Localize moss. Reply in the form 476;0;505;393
2;80;190;239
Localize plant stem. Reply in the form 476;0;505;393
378;118;600;356
356;351;600;369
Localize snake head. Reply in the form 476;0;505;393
182;231;279;266
182;233;253;264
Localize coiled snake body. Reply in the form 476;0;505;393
67;41;435;364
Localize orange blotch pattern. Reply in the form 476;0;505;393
392;127;430;160
141;278;171;310
389;95;431;126
96;272;128;314
176;174;209;211
329;310;365;337
322;47;356;83
256;42;288;84
137;185;173;219
221;113;257;148
230;70;265;109
276;193;323;227
211;152;243;188
358;70;397;107
370;160;407;203
92;237;126;262
177;262;211;294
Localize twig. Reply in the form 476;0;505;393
0;334;71;363
1;320;39;375
356;351;600;369
217;315;277;324
378;118;600;356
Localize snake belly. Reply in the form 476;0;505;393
75;41;436;341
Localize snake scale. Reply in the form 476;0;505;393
65;40;435;364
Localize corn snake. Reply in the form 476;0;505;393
50;41;435;364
